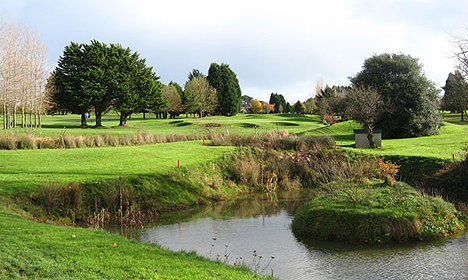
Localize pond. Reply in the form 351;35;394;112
110;190;468;280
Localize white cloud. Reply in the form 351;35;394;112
1;0;467;101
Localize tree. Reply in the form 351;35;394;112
54;40;162;127
262;103;274;114
162;85;184;118
242;95;253;107
284;102;292;113
187;69;204;82
345;87;384;147
169;81;184;104
441;71;468;121
251;99;262;113
350;53;440;138
207;63;242;116
292;101;305;114
0;19;48;129
54;42;92;127
184;76;217;117
452;34;468;78
112;45;163;127
269;93;287;113
304;97;316;114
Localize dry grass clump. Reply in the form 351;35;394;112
0;132;206;150
208;131;334;151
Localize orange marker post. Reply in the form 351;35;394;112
203;139;206;146
178;159;180;168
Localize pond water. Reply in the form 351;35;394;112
112;190;468;280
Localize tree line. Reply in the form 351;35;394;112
50;40;243;126
0;18;49;129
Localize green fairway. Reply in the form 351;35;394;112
0;141;234;194
304;114;468;160
3;113;325;137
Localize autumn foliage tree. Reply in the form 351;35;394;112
251;99;262;113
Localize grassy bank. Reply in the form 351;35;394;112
0;206;273;280
0;141;234;195
292;180;465;244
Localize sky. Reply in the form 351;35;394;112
1;0;468;103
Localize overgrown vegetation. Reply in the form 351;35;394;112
292;180;465;244
0;131;205;150
26;133;403;229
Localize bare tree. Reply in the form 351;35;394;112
452;34;468;78
0;17;48;130
345;87;384;147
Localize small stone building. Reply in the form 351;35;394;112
353;129;382;148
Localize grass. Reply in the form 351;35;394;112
292;180;465;244
0;141;234;195
303;114;468;160
6;112;324;137
5;112;468;160
1;111;468;277
0;206;273;280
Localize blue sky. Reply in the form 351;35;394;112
1;0;467;103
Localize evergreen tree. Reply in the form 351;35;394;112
269;93;287;113
442;70;468;121
351;53;440;138
207;63;242;116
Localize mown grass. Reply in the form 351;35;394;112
292;180;465;244
304;115;468;160
0;206;274;280
5;112;324;137
0;141;234;195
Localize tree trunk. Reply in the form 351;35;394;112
21;106;25;128
95;111;102;127
119;113;128;127
462;111;464;122
366;128;375;148
80;113;88;127
6;111;10;129
143;112;146;119
13;105;16;128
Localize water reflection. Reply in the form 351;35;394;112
109;190;468;280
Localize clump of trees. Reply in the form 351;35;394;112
52;40;163;127
0;18;49;129
441;70;468;121
350;53;440;138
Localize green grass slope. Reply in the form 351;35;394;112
0;207;273;280
0;141;234;195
